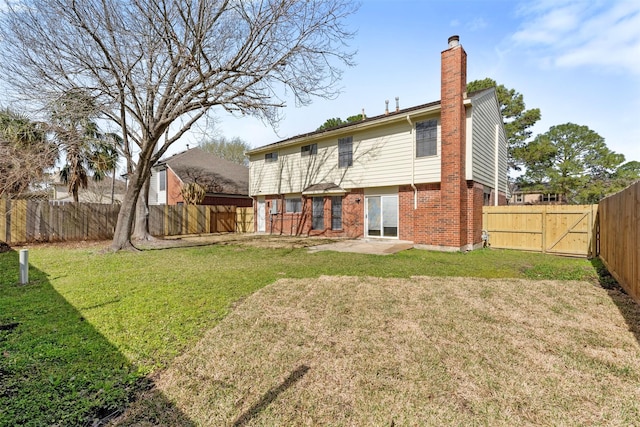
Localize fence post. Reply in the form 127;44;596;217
541;208;546;254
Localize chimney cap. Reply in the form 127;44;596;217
448;35;460;48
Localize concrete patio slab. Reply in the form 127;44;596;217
307;239;414;255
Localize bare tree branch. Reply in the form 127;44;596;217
0;0;358;250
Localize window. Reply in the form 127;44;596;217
331;196;342;230
301;144;317;156
312;197;324;230
265;152;278;162
338;136;353;168
286;197;302;213
515;193;524;203
416;119;437;157
542;193;559;202
483;189;492;206
158;169;166;191
269;199;279;214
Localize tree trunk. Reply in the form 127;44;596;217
110;168;145;251
132;174;154;241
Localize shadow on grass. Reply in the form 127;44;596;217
590;258;640;346
232;364;310;427
0;247;195;426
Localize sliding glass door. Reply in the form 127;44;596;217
366;195;398;238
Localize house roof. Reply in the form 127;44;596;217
156;147;249;196
302;183;346;195
247;88;496;155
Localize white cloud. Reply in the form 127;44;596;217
468;17;488;31
512;0;640;75
451;17;488;32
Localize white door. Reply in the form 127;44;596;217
257;199;266;232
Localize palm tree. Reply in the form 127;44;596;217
51;90;119;202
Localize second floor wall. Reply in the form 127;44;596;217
249;90;508;197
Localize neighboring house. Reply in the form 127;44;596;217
247;36;509;251
509;187;566;205
150;147;252;207
46;171;126;204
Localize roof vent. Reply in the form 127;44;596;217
448;35;460;48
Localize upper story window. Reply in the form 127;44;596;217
158;169;166;192
416;119;437;157
301;143;317;156
515;193;524;203
265;152;278;163
338;136;353;168
542;193;559;202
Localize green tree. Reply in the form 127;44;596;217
467;78;541;172
0;108;56;197
317;114;363;131
199;136;251;166
517;123;625;204
51;90;119;202
317;117;346;131
604;160;640;196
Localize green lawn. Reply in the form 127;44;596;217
0;238;612;425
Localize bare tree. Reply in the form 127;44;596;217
0;109;57;198
0;0;357;250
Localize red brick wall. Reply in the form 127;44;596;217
439;38;468;248
166;168;184;205
260;190;364;237
498;192;508;206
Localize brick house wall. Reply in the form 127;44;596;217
263;190;364;237
250;36;507;250
166;168;184;205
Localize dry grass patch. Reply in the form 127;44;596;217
112;276;640;426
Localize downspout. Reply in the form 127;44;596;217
494;123;499;206
407;115;417;209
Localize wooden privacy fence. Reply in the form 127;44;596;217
482;204;598;257
148;205;254;236
598;182;639;302
0;199;119;243
1;199;254;243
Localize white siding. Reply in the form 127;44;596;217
249;119;442;196
468;90;508;192
149;168;161;205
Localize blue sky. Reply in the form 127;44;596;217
182;0;640;164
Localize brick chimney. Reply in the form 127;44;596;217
440;35;468;249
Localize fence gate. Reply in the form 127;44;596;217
482;205;598;257
209;205;235;233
